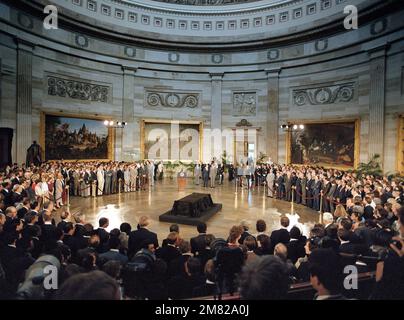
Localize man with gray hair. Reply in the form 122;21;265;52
322;212;334;231
5;206;17;223
73;212;88;249
128;215;159;258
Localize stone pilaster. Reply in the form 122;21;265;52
368;45;388;166
210;73;223;131
265;68;281;163
121;66;137;161
15;38;34;164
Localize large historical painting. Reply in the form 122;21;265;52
143;122;200;161
290;122;356;168
44;114;110;160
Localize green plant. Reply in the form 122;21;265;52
354;154;383;178
164;161;180;179
179;161;195;175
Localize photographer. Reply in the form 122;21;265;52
372;207;404;299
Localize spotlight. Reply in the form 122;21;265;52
122;122;127;126
293;124;298;130
299;124;304;129
104;120;109;126
117;122;122;126
109;121;114;126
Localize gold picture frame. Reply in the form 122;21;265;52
40;111;114;162
397;114;404;175
285;118;360;170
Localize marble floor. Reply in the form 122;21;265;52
67;179;321;241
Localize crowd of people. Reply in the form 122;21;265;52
0;159;403;300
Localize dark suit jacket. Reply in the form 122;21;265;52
0;245;34;291
239;231;255;245
63;234;79;258
1;189;13;207
287;239;306;264
168;253;192;278
17;207;29;220
40;223;58;244
95;228;110;253
11;192;23;206
190;234;207;255
128;227;159;258
57;220;68;231
270;228;290;252
156;245;181;265
73;224;89;249
363;205;374;220
99;249;128;265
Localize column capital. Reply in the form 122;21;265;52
14;37;35;53
209;72;224;81
265;68;281;78
122;65;138;75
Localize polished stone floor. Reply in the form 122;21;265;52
67;178;321;241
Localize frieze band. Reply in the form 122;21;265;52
47;76;109;102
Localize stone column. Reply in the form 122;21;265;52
15;39;34;164
121;66;137;161
210;73;223;131
368;45;388;166
265;68;281;163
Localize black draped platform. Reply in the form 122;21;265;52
159;193;222;226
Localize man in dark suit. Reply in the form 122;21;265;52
312;177;322;211
363;196;374;220
11;185;23;206
4;206;17;223
156;232;181;265
17;198;30;220
56;211;70;231
63;222;79;260
270;216;290;253
37;201;56;226
128;215;159;258
40;213;58;247
73;212;88;249
99;236;128;265
190;222;207;255
0;232;35;292
337;228;368;255
308;248;347;300
96;217;110;253
1;181;13;208
11;171;23;187
287;226;306;264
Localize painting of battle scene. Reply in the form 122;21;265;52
44;115;109;160
290;122;356;168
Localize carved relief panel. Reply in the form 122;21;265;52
233;92;257;116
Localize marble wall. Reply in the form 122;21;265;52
0;0;403;172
